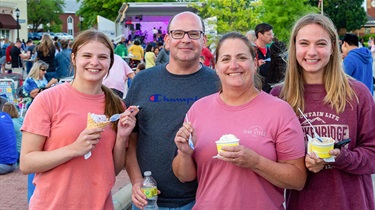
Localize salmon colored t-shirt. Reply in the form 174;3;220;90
22;82;117;210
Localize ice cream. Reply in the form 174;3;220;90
311;137;334;145
310;137;334;158
215;134;240;154
86;113;110;129
217;134;240;143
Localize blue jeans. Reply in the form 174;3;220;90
0;163;16;175
28;173;35;203
26;61;33;74
132;200;195;210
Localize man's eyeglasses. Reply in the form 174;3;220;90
169;30;204;40
40;68;46;72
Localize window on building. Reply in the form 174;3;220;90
365;27;371;34
67;16;74;35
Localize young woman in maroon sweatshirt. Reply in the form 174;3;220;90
271;14;375;210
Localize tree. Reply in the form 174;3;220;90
76;0;123;29
193;0;261;34
259;0;316;42
307;0;367;32
27;0;65;32
77;0;173;29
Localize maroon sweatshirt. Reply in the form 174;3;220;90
270;79;375;210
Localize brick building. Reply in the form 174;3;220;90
59;0;82;36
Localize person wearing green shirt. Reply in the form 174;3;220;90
114;38;128;60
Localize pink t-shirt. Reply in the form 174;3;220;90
188;92;305;210
102;54;133;93
22;83;116;210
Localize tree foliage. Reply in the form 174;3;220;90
27;0;65;32
193;0;261;34
307;0;367;32
76;0;172;29
259;0;316;42
76;0;123;29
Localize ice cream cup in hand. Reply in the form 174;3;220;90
215;134;240;153
310;137;334;158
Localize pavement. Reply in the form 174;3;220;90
0;168;132;210
1;169;374;209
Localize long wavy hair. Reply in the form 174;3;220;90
71;30;123;131
38;34;54;57
279;14;357;114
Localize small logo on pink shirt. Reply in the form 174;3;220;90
243;126;266;137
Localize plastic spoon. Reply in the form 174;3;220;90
109;114;121;122
185;114;195;150
109;106;140;123
263;58;271;62
297;108;323;142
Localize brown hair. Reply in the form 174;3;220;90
38;34;55;57
215;32;262;90
71;30;123;130
2;102;19;118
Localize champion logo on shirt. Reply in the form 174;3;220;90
149;94;199;105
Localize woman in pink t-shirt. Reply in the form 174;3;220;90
20;30;139;210
172;32;306;209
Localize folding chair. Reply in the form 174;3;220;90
0;78;26;116
0;73;23;89
0;78;17;104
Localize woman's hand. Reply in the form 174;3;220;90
305;148;341;173
305;152;326;173
218;145;261;168
117;106;139;140
68;127;104;157
174;122;194;155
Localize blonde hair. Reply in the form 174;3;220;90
38;34;54;57
71;30;123;131
280;14;357;114
2;102;19;118
28;60;49;80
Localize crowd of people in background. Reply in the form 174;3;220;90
0;10;374;210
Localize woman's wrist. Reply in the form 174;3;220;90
117;133;129;143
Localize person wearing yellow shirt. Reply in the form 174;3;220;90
128;39;144;68
144;44;156;69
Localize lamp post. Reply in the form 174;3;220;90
79;16;84;31
15;8;20;40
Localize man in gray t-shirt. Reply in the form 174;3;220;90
125;11;219;209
